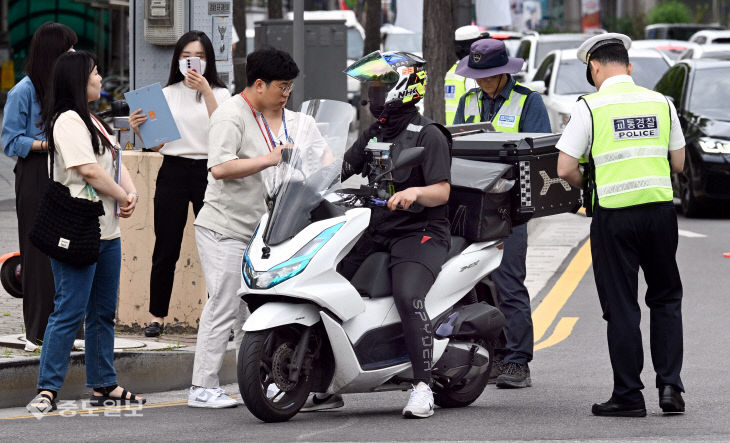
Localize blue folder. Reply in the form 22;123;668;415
124;83;181;146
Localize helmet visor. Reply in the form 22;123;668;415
344;50;399;84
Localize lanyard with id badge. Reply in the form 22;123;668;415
91;116;123;215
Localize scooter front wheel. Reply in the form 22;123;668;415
237;327;313;422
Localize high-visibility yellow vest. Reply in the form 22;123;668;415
462;82;533;132
444;63;466;126
583;81;673;209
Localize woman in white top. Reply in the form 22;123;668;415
28;51;141;414
129;31;230;337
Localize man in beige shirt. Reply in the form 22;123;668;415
188;48;299;408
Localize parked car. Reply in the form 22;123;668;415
632;39;698;62
654;59;730;216
381;24;421;56
514;32;604;82
688;30;730;45
678;43;730;61
525;48;671;132
645;23;725;41
489;31;524;57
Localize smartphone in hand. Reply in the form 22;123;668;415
186;57;202;74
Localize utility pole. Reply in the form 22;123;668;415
292;0;305;111
232;0;246;93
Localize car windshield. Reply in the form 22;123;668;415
688;68;730;119
347;28;364;60
383;32;422;54
535;40;586;67
555;57;669;95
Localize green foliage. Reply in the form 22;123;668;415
604;15;645;40
646;0;693;24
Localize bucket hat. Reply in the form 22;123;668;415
455;38;524;79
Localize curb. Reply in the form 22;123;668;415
0;348;237;409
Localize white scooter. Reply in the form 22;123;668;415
237;100;508;423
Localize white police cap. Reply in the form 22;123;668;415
577;33;632;64
455;25;481;42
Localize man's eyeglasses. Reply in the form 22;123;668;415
272;83;295;94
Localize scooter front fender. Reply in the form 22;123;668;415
242;302;321;332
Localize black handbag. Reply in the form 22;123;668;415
29;150;105;266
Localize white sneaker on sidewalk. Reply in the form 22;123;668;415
402;382;434;418
187;387;238;408
300;393;345;412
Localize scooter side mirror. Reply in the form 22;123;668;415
373;146;425;182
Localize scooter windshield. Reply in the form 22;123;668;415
262;99;353;246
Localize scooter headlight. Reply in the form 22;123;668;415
243;222;344;289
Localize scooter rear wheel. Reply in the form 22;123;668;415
237;327;313;422
433;340;494;408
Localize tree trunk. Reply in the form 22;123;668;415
359;0;381;133
423;0;456;125
232;2;247;94
268;0;283;19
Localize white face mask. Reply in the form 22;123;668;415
178;58;207;77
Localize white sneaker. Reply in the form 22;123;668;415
300;393;345;412
187;387;238;408
402;382;434;418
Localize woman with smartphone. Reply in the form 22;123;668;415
129;31;230;337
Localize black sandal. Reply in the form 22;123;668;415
91;384;147;406
27;391;57;415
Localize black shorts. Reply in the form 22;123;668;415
340;230;450;280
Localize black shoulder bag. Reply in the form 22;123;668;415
29;150;105;266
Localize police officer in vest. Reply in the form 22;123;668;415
453;38;551;389
556;33;686;417
444;25;486;125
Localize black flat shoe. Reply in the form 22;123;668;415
659;385;685;414
144;321;163;337
592;399;647;417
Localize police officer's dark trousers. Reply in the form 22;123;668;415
590;202;684;404
491;223;533;364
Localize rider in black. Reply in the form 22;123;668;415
302;51;452;419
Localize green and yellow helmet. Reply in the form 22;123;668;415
344;50;427;106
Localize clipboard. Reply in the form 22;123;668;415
124;83;181;146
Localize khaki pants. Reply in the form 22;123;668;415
191;226;248;388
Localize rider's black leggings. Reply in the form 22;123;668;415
391;261;435;384
340;232;448;385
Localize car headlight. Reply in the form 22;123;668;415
243;222;344;289
699;137;730;154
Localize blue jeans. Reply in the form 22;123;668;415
37;238;121;392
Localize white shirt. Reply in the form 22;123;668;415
556;75;685;160
52;111;120;240
159;82;231;159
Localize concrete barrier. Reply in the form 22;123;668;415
118;152;207;330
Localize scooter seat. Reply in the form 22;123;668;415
447;236;468;261
351;252;391;298
351;236;469;299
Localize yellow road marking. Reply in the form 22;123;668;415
532;240;592;344
534;317;579;351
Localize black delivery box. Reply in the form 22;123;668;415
450;132;581;225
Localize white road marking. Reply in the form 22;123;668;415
678;229;706;238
